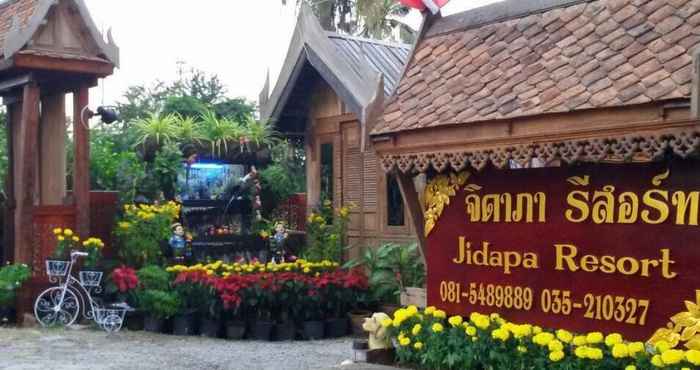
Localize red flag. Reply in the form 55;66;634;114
400;0;450;13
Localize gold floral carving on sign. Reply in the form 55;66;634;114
652;169;670;186
424;172;469;237
566;175;590;186
648;290;700;350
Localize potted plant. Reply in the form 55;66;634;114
216;273;254;340
249;274;275;341
109;266;141;330
0;263;31;324
137;289;179;333
172;270;217;336
300;283;324;340
273;273;303;341
47;228;79;277
79;237;105;287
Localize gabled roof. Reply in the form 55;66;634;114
373;0;700;135
260;4;410;126
0;0;118;66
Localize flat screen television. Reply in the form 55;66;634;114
178;162;245;201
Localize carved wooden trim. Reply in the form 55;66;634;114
380;131;700;173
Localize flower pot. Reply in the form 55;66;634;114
325;317;349;338
348;310;372;336
144;315;164;333
0;306;16;325
79;270;103;287
173;314;197;336
45;260;70;277
275;322;296;341
252;320;274;341
200;318;220;338
126;310;144;331
303;321;324;340
400;287;426;308
225;321;246;340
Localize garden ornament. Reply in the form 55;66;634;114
362;312;391;350
270;222;289;264
169;223;186;256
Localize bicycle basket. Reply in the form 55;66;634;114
45;260;70;277
79;271;103;287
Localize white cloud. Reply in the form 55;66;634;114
84;0;502;107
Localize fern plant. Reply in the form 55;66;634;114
173;114;205;145
131;112;178;149
199;110;243;157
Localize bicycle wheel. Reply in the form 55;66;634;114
101;314;123;333
34;287;80;327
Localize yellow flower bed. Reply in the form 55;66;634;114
385;307;700;370
166;259;340;277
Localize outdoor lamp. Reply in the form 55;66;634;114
80;105;120;128
352;339;369;362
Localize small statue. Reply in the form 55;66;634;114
362;312;391;350
169;223;186;257
270;222;288;264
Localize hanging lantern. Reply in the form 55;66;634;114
399;0;450;14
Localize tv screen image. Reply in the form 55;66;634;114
178;162;245;201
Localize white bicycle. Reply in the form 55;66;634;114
34;251;130;333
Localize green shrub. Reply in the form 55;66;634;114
136;289;180;320
0;263;31;307
136;266;171;291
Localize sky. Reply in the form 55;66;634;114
85;0;503;107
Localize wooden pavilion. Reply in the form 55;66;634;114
372;0;700;257
0;0;118;308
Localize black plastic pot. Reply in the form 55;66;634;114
303;321;324;340
0;307;16;325
252;321;275;341
144;315;164;333
126;310;144;331
200;318;220;338
173;314;197;336
226;321;246;340
275;322;296;341
325;317;349;338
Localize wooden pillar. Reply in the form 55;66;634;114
3;102;17;263
39;94;66;205
72;87;90;237
395;171;427;267
14;83;40;265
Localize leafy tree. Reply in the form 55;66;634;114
162;95;207;118
214;98;256;123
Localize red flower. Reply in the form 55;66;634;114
111;266;139;293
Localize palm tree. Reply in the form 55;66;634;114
356;0;413;42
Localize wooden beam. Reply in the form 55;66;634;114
13;54;114;77
15;83;40;265
73;87;90;237
0;74;33;94
395;171;427;267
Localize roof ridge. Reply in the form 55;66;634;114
325;31;412;50
427;0;596;38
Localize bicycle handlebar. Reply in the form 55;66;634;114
71;251;88;258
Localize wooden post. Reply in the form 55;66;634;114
40;94;67;205
395;171;427;267
72;87;90;237
3;102;17;263
15;83;40;265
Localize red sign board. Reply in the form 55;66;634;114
426;160;700;340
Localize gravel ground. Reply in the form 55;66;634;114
0;327;365;370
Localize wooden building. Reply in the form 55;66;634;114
260;5;416;257
372;0;700;256
0;0;118;299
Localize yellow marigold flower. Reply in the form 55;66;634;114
380;318;392;328
303;267;311;273
661;349;684;365
431;323;444;333
52;228;62;235
490;313;500;320
465;325;477;337
72;236;80;242
651;354;664;367
586;332;604;344
406;305;418;316
512;324;532;339
625;366;636;370
605;333;623;347
448;316;463;327
533;332;555;346
413;341;423;350
575;346;588;359
517;346;527;353
548;339;564;352
424;306;436;315
612;343;629;358
627;342;645;357
586;347;603;360
63;229;73;237
492;328;510;342
411;324;421;336
433;309;446;319
399;336;411;346
118;222;130;229
57;235;65;241
573;335;587;346
686;349;700;365
556;329;573;343
655;340;671;353
549;350;565;362
532;326;542;334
